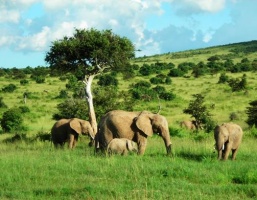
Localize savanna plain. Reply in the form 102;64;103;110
1;41;257;199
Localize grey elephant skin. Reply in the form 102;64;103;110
214;122;243;160
51;118;95;149
107;138;138;155
96;110;172;155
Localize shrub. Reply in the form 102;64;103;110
2;84;17;93
150;77;163;84
183;94;214;132
218;73;229;84
20;79;29;85
139;64;153;76
229;112;239;121
1;108;24;132
18;106;30;113
159;91;176;101
58;90;69;98
228;74;247;92
35;76;45;84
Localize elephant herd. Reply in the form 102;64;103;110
51;110;243;160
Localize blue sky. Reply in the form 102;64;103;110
0;0;256;68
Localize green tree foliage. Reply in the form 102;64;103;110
191;62;207;78
45;28;135;75
97;74;118;87
65;75;78;90
53;99;89;120
20;79;29;85
246;100;257;127
240;58;252;71
2;84;17;93
11;68;26;79
252;59;257;71
218;73;229;84
35;76;45;84
93;86;135;120
228;74;247;92
0;108;24;132
183;94;215;132
139;64;153;76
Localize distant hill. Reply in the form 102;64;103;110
133;40;257;66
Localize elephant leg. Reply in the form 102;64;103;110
69;134;75;149
223;145;231;160
73;134;79;148
137;136;147;155
231;148;238;160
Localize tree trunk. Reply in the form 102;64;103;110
84;75;98;135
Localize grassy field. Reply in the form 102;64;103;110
0;135;257;199
1;41;257;199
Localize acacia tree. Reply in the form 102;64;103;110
45;28;135;134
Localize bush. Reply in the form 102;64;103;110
150;77;163;84
20;79;29;85
2;84;17;93
218;73;229;84
159;91;176;101
18;106;30;113
1;108;25;132
229;112;239;121
35;76;45;84
56;90;69;99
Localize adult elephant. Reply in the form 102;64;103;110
96;110;172;155
214;122;243;160
51;118;95;149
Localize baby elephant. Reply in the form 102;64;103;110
107;138;138;155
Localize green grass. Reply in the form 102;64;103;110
0;135;256;199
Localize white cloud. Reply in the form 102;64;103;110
0;9;20;23
187;0;226;12
17;26;51;51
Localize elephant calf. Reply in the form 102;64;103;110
107;138;138;155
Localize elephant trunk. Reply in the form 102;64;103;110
216;140;224;160
161;129;172;156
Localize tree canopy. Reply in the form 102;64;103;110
45;28;135;75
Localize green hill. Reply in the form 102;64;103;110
0;40;257;136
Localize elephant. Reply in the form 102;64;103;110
107;138;138;155
51;118;95;149
96;110;172;155
180;120;202;130
214;122;243;160
180;120;197;130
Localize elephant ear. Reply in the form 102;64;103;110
70;118;82;134
135;111;153;137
